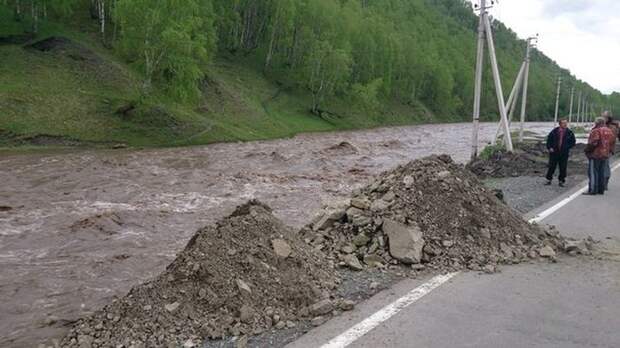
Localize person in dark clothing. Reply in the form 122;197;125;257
545;119;576;187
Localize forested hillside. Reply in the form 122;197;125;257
1;0;618;147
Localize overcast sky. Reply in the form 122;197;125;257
467;0;620;94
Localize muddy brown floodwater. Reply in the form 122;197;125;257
0;122;553;347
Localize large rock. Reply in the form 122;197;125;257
351;215;372;227
383;219;425;264
346;207;364;221
352;233;370;247
343;254;364;271
341;244;356;254
313;209;346;231
402;175;415;188
271;239;292;258
539;246;556;258
310;299;334;316
347;207;372;227
363;254;385;268
164;302;180;313
564;240;589;254
236;279;252;295
381;191;396;202
351;197;371;210
239;304;254;323
311;316;328;327
370;199;390;212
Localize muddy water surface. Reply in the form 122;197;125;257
0;122;553;346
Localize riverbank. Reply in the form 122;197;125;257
0;32;434;149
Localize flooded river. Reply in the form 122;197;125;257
0;122;553;346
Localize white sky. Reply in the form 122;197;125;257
467;0;620;94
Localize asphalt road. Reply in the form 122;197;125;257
288;168;620;348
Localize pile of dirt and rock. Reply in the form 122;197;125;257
467;141;591;178
467;144;546;178
61;201;339;347
303;155;566;273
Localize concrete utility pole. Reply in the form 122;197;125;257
470;0;486;161
577;91;582;125
554;76;562;123
519;37;534;142
494;62;525;139
484;11;513;151
568;87;574;123
506;63;526;124
471;0;513;159
581;97;585;124
583;98;587;124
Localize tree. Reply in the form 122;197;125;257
303;40;351;114
351;78;383;112
114;0;216;100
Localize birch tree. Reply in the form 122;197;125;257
115;0;215;100
303;40;351;114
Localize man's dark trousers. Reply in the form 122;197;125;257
588;159;607;194
546;152;569;183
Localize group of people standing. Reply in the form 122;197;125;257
545;111;619;195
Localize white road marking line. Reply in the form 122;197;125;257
529;161;620;224
320;272;459;348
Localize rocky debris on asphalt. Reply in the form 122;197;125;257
303;155;567;273
61;200;339;347
467;141;593;178
564;238;593;256
538;245;557;258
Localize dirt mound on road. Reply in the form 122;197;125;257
467;146;545;178
305;155;565;273
467;142;590;178
61;201;337;347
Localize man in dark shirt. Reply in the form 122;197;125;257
545;119;576;187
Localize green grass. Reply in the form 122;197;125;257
479;143;506;160
0;12;432;149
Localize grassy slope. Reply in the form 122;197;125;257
0;11;430;149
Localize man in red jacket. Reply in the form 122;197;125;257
603;111;618;189
584;117;614;195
